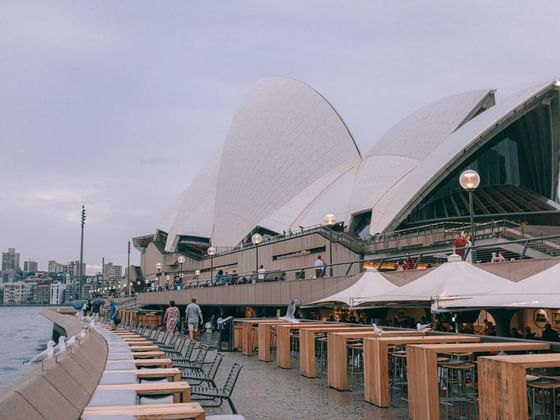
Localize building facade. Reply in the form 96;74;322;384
23;260;38;274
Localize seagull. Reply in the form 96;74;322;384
54;336;67;356
66;336;78;350
25;340;55;365
372;323;384;336
417;322;432;332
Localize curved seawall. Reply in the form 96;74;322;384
0;309;107;420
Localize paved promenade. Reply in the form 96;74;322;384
206;352;407;419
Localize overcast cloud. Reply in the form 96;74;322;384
1;1;559;273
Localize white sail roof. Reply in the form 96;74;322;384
356;260;513;306
435;261;560;310
313;269;398;307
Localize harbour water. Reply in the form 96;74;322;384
0;306;53;390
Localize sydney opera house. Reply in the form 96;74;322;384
133;77;560;300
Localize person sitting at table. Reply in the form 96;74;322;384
541;323;559;342
510;327;523;338
524;326;536;340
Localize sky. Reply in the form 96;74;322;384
1;1;560;274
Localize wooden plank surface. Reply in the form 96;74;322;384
97;381;191;403
128;345;160;351
82;402;205;420
134;358;173;368
104;368;181;382
132;351;165;359
407;342;550;420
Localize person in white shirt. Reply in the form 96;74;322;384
314;256;326;278
257;265;266;283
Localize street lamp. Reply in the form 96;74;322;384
155;262;162;291
178;255;185;280
251;233;263;275
207;246;216;282
459;169;481;262
323;213;336;277
165;275;171;289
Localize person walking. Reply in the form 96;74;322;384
314;256;325;278
163;300;180;334
108;295;118;331
185;297;203;340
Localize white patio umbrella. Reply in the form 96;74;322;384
312;269;398;308
436;261;560;310
354;259;513;308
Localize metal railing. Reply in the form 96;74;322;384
140;233;560;294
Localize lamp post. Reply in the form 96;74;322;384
207;246;216;282
251;233;263;275
178;255;185;281
459;169;481;262
79;205;86;298
165;275;171;289
155;262;162;291
127;240;131;297
323;213;336;277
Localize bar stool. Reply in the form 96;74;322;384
389;348;408;406
348;341;364;389
291;331;300;361
316;335;328;377
438;360;477;420
527;379;560;419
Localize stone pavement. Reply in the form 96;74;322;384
205;352;408;420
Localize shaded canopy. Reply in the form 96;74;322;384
313;269;398;307
355;260;513;307
434;261;560;310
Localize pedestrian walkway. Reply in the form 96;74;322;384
206;352;408;419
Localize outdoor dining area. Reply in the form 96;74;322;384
233;257;560;419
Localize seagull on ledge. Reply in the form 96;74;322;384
25;340;55;365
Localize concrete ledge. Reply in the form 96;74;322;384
0;311;108;420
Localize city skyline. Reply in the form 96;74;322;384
2;1;560;271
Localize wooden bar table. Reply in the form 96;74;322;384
407;342;550;420
328;330;425;391
299;326;373;378
363;335;480;408
275;323;328;369
478;353;560;420
134;358;173;368
257;321;292;362
235;319;286;356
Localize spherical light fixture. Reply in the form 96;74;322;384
207;246;216;256
323;213;337;226
177;256;185;264
195;269;201;276
155;262;162;270
459;169;480;192
251;233;263;245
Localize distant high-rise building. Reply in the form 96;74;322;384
2;248;20;272
103;262;122;282
48;260;65;273
50;282;66;305
66;261;86;279
24;260;38;274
